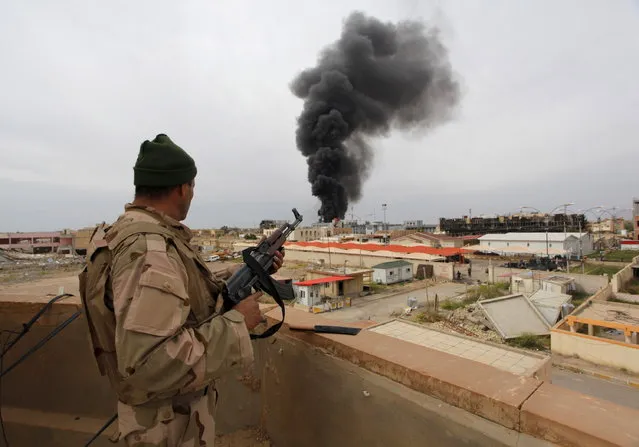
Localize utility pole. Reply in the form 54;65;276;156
564;204;570;273
382;203;388;245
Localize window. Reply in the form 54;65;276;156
406;268;411;272
389;271;394;276
300;290;306;298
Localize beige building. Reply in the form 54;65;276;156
73;226;97;254
304;267;372;298
191;229;218;252
391;232;464;248
588;217;625;234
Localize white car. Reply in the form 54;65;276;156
206;255;220;262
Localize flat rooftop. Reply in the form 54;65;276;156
574;300;639;324
369;320;548;377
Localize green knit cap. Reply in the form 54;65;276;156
133;134;197;186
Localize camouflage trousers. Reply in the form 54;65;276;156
116;388;218;447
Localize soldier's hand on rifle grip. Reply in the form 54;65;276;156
270;250;285;274
233;291;264;330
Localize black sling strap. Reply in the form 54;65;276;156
241;247;290;339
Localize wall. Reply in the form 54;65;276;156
614;292;639;304
611;254;639;294
551;329;639;373
285;248;454;280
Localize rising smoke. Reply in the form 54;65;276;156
291;11;460;222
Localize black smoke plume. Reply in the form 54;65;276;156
291;11;460;222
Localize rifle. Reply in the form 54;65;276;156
222;208;303;339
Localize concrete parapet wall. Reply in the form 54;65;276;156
551;328;639;374
611;255;639;294
614;292;639;303
2;298;639;446
591;283;613;301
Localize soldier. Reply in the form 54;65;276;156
80;134;284;446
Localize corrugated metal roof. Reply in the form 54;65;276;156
371;260;413;269
294;276;352;286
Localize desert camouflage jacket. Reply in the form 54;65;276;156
108;204;253;405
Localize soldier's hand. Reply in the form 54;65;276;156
271;249;284;273
233;292;263;330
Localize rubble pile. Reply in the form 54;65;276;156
433;304;503;343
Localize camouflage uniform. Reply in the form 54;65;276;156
103;204;253;446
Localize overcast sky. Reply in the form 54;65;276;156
1;1;638;231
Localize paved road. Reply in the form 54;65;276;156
321;282;467;323
551;368;639;410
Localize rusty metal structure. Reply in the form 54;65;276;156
439;213;587;236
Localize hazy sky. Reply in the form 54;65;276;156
1;1;638;231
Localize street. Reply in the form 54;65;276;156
551;368;639;410
321;282;467;323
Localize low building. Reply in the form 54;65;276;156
620;240;639;251
305;267;370;298
510;272;576;295
541;275;576;294
475;232;594;258
372;260;413;285
391;232;465;248
293;275;353;307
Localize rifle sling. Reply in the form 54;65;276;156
241;247;285;339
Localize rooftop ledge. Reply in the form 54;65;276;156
265;306;639;446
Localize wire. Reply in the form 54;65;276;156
0;293;73;359
0;310;80;380
83;413;117;447
0;331;12;446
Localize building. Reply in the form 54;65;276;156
305;267;370;298
620;240;639;251
440;213;586;236
588;218;625;234
282;240;464;280
372;260;413;285
0;231;75;254
510;272;576;295
264;226;334;242
293;276;353;307
552;299;639;374
402;220;437;232
475;232;593;258
634;198;639;241
191;229;217;252
391;232;465;248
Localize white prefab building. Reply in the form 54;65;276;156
477;232;594;258
372;260;413;285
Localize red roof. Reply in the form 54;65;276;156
285;241;467;257
620;240;639;245
294;275;352;286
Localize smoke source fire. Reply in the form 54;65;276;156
290;11;460;223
